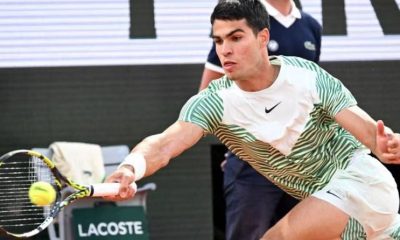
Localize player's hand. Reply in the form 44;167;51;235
376;120;400;164
103;165;136;201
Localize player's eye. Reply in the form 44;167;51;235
214;38;222;45
232;36;242;42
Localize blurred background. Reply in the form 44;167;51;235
0;0;399;239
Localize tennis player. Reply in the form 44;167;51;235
199;1;322;239
106;0;400;239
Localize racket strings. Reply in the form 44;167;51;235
0;154;55;233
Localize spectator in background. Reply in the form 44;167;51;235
199;0;322;239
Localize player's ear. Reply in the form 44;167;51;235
258;28;269;48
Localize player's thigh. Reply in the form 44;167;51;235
261;196;349;240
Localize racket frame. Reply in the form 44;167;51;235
0;150;93;238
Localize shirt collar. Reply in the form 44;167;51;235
260;1;301;27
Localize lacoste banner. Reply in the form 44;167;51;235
72;206;149;239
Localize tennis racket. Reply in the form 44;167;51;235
0;149;137;239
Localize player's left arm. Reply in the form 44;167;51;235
335;106;400;164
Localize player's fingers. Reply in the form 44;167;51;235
102;195;119;201
376;120;386;137
388;146;399;154
125;184;136;199
380;153;399;163
102;184;135;201
119;182;130;198
386;135;400;157
119;172;135;198
388;134;400;148
384;158;400;164
103;195;127;201
104;170;123;184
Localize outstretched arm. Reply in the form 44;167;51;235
335;106;400;163
104;120;204;200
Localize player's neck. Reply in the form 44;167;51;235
266;0;292;16
236;62;279;92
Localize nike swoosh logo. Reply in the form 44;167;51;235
265;102;281;113
327;190;342;199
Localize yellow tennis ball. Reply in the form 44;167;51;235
29;181;56;206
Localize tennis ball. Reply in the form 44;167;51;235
29;181;56;206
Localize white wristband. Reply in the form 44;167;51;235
119;153;147;181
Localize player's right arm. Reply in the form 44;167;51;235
104;120;204;200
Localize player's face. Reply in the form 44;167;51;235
212;19;267;81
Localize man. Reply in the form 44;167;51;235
199;0;321;89
106;0;400;239
199;1;322;239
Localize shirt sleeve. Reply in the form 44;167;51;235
178;93;223;134
316;67;357;116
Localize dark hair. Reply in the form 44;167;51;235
210;0;270;35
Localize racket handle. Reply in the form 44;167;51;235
90;182;138;197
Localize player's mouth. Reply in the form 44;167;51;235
223;61;236;72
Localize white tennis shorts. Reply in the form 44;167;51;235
313;150;400;239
